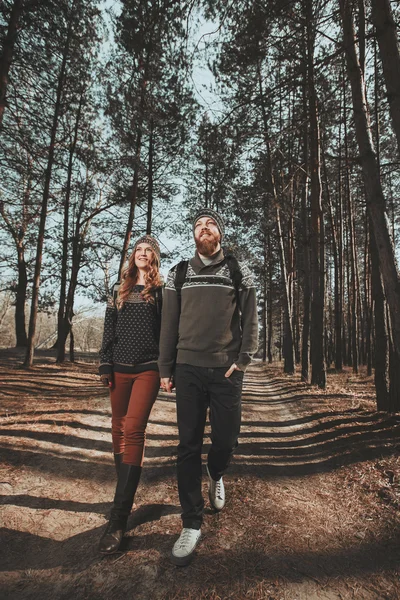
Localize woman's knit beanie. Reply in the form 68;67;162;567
133;235;161;263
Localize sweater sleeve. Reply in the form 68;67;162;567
158;266;180;378
99;295;117;376
236;263;259;371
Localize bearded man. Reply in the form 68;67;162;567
158;208;258;566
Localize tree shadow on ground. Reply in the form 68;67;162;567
0;503;180;573
0;402;399;482
0;494;111;515
1;524;399;591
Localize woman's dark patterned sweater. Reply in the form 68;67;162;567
99;284;161;376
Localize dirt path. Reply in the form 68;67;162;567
0;351;399;599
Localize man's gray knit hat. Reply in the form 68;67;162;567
133;235;161;263
192;208;224;238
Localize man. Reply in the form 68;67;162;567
159;208;258;566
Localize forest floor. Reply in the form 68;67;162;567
0;348;399;600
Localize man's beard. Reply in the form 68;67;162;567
195;230;220;256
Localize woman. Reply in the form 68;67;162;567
98;235;163;554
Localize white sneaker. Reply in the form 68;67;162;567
171;527;201;566
207;465;225;511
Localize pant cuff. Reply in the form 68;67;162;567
182;519;202;530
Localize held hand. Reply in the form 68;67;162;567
100;374;113;388
225;363;241;378
160;377;173;392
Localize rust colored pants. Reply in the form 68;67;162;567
110;370;160;466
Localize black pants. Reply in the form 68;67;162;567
175;363;243;530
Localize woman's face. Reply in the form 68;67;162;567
134;244;154;270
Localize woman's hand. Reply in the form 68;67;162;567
100;374;113;388
160;377;173;392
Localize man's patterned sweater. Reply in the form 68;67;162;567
158;249;258;378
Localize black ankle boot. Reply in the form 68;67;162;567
98;515;127;554
113;452;123;476
98;463;142;555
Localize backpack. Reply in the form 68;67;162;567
174;250;243;312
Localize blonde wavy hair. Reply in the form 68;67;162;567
116;249;162;309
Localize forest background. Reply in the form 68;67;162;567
1;0;400;413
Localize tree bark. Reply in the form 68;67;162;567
0;0;23;128
301;89;311;381
60;176;95;362
257;58;295;374
56;91;84;363
118;62;149;278
323;142;341;372
370;219;389;410
262;240;267;363
146;117;154;235
346;191;358;373
267;230;273;363
370;0;400;156
0;201;29;347
306;0;326;388
15;243;28;346
339;0;400;391
24;7;74;367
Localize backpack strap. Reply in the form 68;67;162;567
111;281;121;325
174;259;189;314
153;285;163;340
154;286;163;320
223;251;243;309
112;281;120;305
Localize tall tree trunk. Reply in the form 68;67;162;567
257;58;295;374
323;142;341;372
60;177;94;362
336;81;344;371
118;59;150;278
56;91;84;363
267;230;273;363
262;235;267;362
146;117;154;235
364;215;372;373
340;0;400;408
344;83;358;373
370;0;400;156
15;243;28;346
118;126;143;279
347;198;359;372
388;318;400;412
289;193;299;363
301;87;311;381
276;204;295;374
338;90;346;368
0;0;23;128
306;0;326;387
0;174;32;346
23;10;74;367
345;217;352;366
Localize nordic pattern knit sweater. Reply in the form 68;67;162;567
99;284;161;376
158;249;259;378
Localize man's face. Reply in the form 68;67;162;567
194;216;221;256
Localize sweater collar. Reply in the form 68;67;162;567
193;247;225;270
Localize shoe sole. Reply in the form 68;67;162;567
99;548;122;555
170;534;201;567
